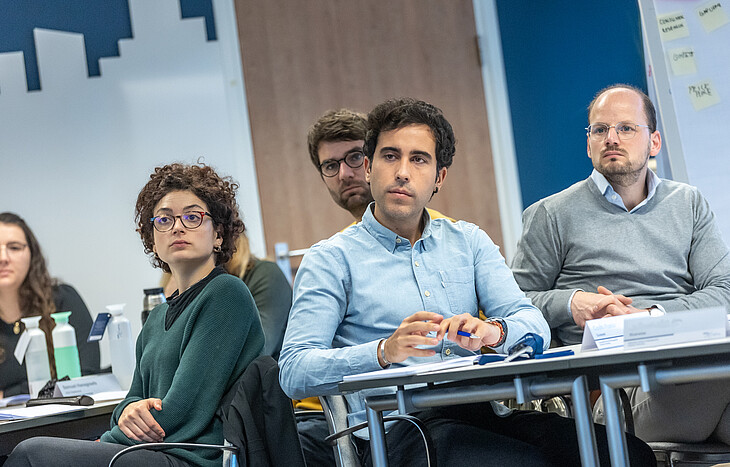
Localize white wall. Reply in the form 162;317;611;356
0;0;262;367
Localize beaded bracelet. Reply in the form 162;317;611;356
485;318;507;347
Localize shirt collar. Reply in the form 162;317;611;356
361;202;432;252
589;168;662;212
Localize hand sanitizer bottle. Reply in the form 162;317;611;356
107;304;135;390
20;316;52;397
51;311;81;379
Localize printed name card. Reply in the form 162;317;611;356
688;79;721;110
623;307;727;350
668;47;698;75
54;373;122;397
581;312;652;351
697;2;729;32
658;12;691;41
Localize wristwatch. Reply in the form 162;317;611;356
378;339;392;368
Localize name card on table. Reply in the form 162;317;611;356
581;312;653;351
623;307;727;350
54;373;122;397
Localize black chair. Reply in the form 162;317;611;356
109;355;305;467
649;441;730;467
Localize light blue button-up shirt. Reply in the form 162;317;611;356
590;168;662;212
279;205;550;432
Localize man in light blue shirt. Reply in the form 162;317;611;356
512;84;730;446
280;98;653;465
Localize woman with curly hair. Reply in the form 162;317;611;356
0;212;100;397
7;163;265;467
162;231;292;360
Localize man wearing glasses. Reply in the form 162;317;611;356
511;84;730;445
307;108;451;224
283;97;654;465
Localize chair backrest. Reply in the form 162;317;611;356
319;395;362;467
222;355;306;467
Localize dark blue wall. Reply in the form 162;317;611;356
0;0;214;91
496;0;647;209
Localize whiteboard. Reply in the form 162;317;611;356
639;0;730;246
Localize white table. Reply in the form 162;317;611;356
338;338;730;466
0;400;119;457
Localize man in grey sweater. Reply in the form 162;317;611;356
511;84;730;445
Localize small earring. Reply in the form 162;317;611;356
433;187;439;194
213;245;222;253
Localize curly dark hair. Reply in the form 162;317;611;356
307;109;368;170
135;163;245;273
363;98;455;173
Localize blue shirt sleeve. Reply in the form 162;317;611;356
278;244;383;399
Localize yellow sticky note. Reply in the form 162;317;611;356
657;11;691;41
688;79;721;110
697;2;729;32
668;47;698;75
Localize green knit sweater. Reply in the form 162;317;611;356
100;274;264;467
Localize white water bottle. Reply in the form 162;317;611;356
106;304;135;390
20;316;52;397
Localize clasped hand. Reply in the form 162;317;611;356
381;311;499;364
118;398;165;443
571;286;645;328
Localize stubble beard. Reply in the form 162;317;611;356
340;189;373;219
593;143;650;187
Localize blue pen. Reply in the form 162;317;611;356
456;330;480;339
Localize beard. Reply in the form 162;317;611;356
331;181;373;218
592;143;650;187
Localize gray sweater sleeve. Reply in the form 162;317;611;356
648;190;730;312
511;202;578;328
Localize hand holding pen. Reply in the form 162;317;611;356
437;313;500;351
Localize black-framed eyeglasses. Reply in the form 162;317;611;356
586;122;650;141
319;151;365;177
150;211;212;232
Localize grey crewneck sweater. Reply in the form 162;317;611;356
511;177;730;345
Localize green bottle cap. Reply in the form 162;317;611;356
51;311;72;323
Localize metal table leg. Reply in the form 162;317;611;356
571;375;600;467
600;381;630;467
367;405;388;466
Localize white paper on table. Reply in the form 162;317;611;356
0;404;83;421
90;390;128;402
623;307;727;350
343;355;482;382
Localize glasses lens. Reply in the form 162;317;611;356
321;160;341;177
344;151;365;169
153;216;174;231
3;243;27;258
615;123;637;139
181;212;204;229
589;124;608;140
